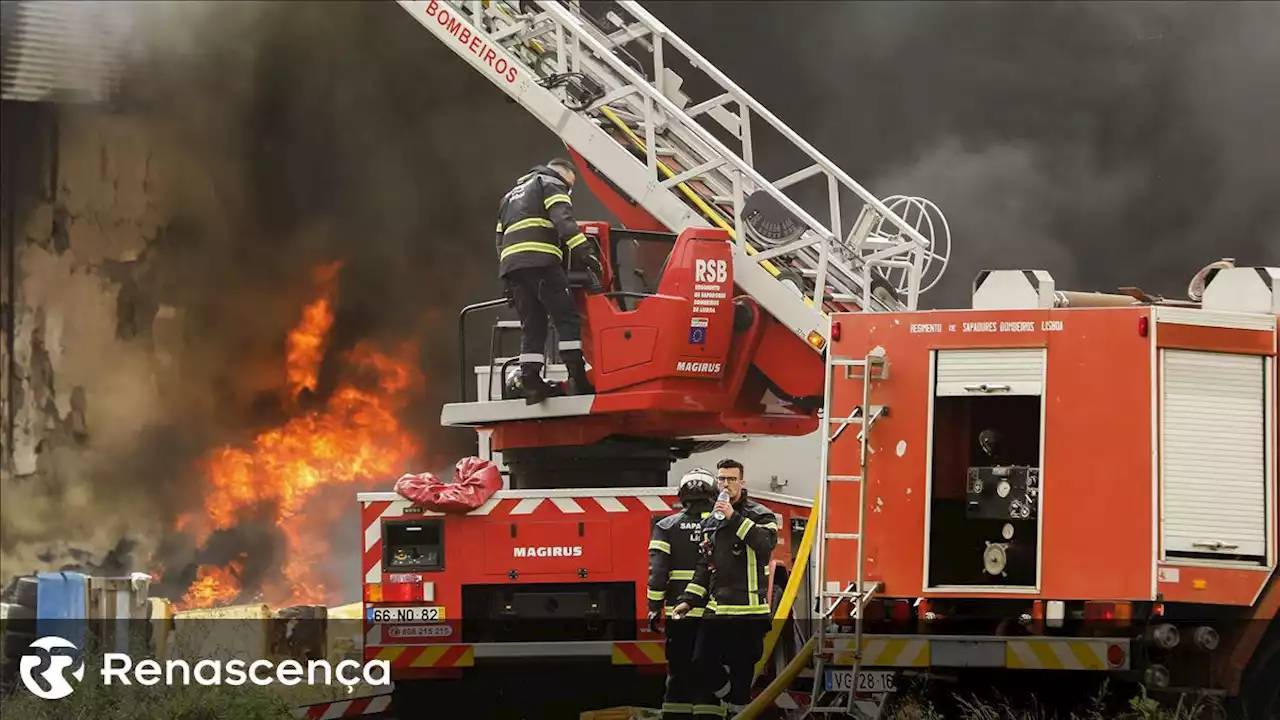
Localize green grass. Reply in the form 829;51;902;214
1;663;297;720
882;679;1226;720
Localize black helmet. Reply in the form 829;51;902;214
677;468;717;506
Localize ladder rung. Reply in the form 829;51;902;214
826;474;862;483
830;358;868;367
821;590;866;598
826;405;886;424
823;533;860;540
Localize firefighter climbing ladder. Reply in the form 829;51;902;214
395;0;952;352
810;344;888;717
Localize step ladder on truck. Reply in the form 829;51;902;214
809;346;890;717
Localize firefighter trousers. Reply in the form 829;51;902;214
503;265;588;387
662;617;699;720
691;616;770;713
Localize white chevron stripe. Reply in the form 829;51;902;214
472;497;501;515
639;495;670;511
595;496;627;512
510;498;544;515
550;497;585;513
364;515;381;550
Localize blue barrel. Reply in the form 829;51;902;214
35;571;87;650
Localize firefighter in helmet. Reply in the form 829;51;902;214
674;458;779;717
648;468;721;720
494;157;604;405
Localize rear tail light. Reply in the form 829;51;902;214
364;580;432;604
1084;601;1132;625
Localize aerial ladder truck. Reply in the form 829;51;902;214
358;2;1280;718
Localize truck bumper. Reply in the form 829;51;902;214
824;634;1133;671
366;640;668;668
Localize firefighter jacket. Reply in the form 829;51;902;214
648;505;715;618
678;490;779;616
494;165;596;277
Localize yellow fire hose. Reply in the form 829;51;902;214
752;496;819;682
734;635;819;720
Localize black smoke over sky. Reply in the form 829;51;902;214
656;0;1279;305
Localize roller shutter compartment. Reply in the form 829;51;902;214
1160;350;1270;560
934;348;1046;397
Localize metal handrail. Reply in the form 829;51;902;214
457;297;513;403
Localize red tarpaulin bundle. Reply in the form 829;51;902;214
393;457;503;513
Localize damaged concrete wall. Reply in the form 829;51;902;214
1;102;181;576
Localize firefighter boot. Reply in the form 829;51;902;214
519;362;556;405
563;351;596;396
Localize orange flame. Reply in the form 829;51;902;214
285;261;342;399
182;559;245;610
173;262;420;609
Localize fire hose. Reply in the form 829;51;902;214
733;493;821;720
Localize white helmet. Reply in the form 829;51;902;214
678;468;717;504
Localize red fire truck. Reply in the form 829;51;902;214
357;2;1279;717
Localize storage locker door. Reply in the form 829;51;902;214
1160;350;1269;559
935;348;1046;397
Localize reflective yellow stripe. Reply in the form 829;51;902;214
665;604;705;618
669;569;695;580
649;540;671;553
693;703;726;717
495;222;503;232
543;193;571;208
710;603;771;615
747;545;758;595
736;518;755;540
565;232;587;249
663;703;694;714
500;241;562;261
503;217;553;233
761;522;778;530
685;583;706;597
647;589;665;601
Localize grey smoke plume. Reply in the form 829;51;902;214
658;0;1280;306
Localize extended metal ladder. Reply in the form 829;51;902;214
809;345;888;717
395;0;951;351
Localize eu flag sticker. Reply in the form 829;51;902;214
689;316;708;345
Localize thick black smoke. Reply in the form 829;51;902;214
656;0;1280;306
6;1;579;594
